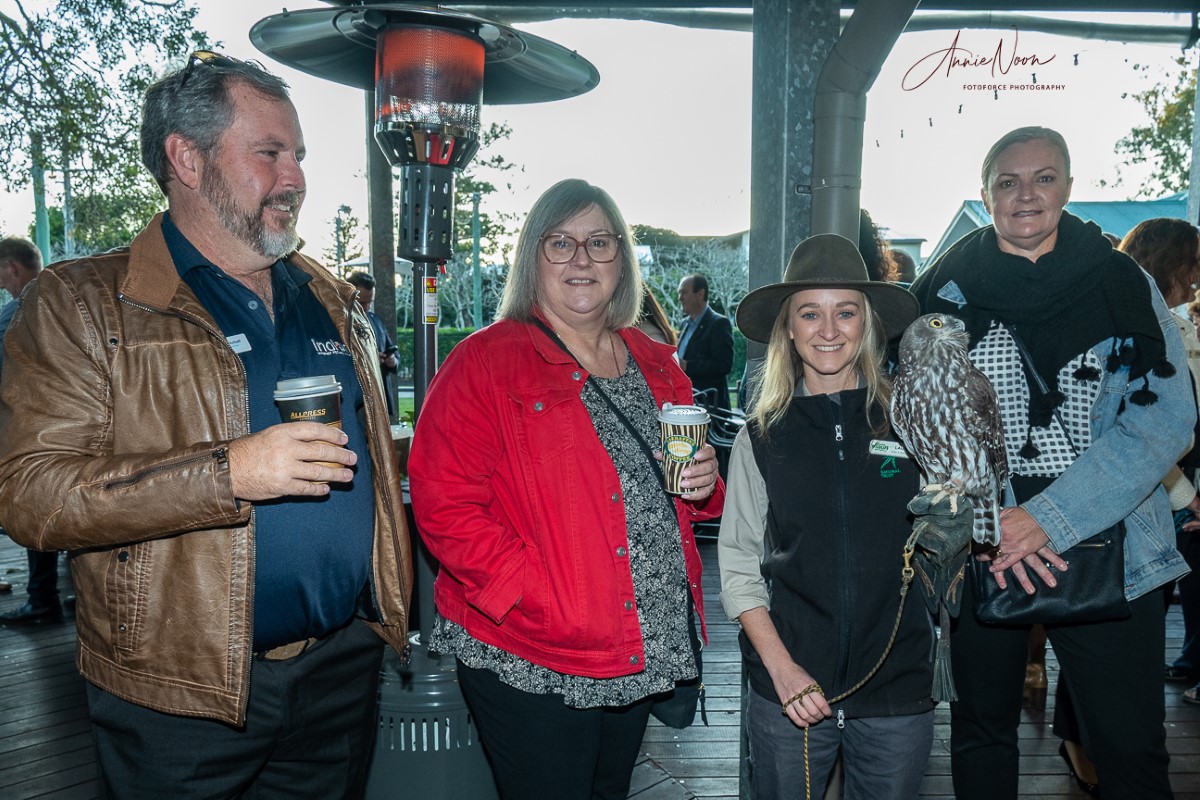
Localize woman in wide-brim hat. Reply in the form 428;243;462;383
718;233;935;800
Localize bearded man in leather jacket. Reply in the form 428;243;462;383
0;52;412;799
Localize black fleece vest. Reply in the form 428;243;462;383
743;389;935;718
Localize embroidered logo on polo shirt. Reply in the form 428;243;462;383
311;338;351;357
880;456;901;478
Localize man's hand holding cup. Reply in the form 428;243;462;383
227;376;354;501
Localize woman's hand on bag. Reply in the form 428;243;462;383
658;443;719;502
772;661;832;729
1183;494;1200;533
982;506;1069;594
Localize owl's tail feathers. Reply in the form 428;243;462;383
973;496;1002;546
907;492;975;703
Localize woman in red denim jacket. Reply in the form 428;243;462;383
409;179;724;800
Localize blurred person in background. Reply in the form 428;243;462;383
346;270;399;417
677;273;734;413
0;236;58;620
1118;219;1200;692
637;284;677;346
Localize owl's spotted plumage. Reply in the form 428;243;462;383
891;313;1008;545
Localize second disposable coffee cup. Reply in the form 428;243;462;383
274;376;343;471
658;403;710;495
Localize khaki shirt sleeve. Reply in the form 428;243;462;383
1165;464;1197;512
717;427;771;622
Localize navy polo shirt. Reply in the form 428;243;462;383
161;214;375;651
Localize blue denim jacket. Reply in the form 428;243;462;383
938;275;1193;599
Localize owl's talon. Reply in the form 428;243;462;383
922;483;960;514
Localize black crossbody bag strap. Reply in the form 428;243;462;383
1007;326;1079;457
530;318;666;488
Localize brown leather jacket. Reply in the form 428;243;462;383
0;215;412;726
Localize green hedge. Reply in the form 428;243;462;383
394;326;748;392
393;328;474;380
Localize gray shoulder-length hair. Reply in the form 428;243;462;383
497;178;642;329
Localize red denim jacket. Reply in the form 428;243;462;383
410;318;724;678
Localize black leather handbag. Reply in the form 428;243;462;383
972;522;1130;624
972;327;1131;626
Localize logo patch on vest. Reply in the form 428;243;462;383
311;337;351;357
869;440;906;478
879;456;901;478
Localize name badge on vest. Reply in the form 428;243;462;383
868;440;909;459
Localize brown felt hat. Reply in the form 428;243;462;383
735;233;919;343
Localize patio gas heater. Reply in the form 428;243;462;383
250;5;598;796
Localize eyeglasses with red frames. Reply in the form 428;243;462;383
539;233;622;264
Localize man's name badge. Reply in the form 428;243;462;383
227;333;252;354
868;440;909;459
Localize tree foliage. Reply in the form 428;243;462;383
0;1;206;196
323;206;365;277
436;122;522;327
29;165;164;259
1108;55;1195;198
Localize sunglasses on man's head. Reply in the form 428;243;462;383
178;49;244;89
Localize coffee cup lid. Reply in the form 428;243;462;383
658;402;710;424
274;375;341;400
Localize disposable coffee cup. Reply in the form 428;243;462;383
274;376;343;471
658;403;710;495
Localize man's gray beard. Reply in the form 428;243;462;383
201;168;300;260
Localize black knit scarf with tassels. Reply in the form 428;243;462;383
912;211;1175;455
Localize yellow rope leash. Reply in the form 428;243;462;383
784;532;919;800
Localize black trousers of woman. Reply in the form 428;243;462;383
949;576;1172;799
456;660;654;800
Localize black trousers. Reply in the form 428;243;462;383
88;620;384;800
950;575;1172;799
456;660;654;800
26;548;59;607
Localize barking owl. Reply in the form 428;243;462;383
891;313;1008;545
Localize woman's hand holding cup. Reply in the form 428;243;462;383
679;444;719;501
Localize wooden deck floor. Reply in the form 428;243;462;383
2;534;1200;799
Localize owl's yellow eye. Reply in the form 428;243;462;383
930;318;944;328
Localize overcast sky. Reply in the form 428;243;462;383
0;5;1193;261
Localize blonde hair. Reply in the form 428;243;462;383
751;291;893;435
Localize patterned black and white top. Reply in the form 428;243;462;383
431;353;697;709
971;322;1102;478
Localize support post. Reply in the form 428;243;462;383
742;2;841;795
472;191;482;329
366;91;398;421
30;135;51;263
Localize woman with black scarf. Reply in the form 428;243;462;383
910;126;1193;799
